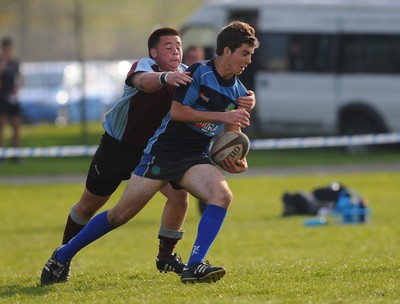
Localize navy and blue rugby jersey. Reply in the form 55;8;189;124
102;57;187;149
144;59;248;161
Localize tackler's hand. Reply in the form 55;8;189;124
164;71;192;87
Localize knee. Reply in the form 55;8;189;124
76;203;98;219
168;191;189;209
75;193;109;220
107;209;130;228
179;193;190;209
75;203;95;220
222;189;233;208
210;188;233;209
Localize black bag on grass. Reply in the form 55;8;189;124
282;191;320;216
282;182;348;216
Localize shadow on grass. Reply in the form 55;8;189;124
0;283;50;299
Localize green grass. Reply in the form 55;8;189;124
1;122;399;176
14;122;103;147
1;172;400;303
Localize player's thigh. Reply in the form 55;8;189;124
108;175;168;225
179;164;232;208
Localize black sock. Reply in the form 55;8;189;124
62;215;86;244
157;235;179;259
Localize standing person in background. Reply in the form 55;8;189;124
0;37;23;157
183;45;205;66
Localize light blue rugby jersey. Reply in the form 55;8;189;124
144;59;248;161
102;57;187;143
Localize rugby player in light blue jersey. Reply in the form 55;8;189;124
41;28;193;285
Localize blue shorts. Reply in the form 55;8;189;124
134;153;213;189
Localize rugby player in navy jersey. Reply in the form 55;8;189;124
41;21;258;285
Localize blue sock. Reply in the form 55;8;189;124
187;204;227;267
57;211;113;264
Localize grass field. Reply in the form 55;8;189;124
1;122;400;303
1;172;400;303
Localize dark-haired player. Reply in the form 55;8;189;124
41;22;258;285
41;27;193;285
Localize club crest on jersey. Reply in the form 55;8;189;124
225;102;235;112
199;91;210;103
194;122;218;133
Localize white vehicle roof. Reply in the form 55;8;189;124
183;0;400;33
206;0;400;7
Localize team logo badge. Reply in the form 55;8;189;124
199;91;210;102
151;165;161;175
225;102;235;112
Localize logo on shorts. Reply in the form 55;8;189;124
94;164;100;176
151;165;161;175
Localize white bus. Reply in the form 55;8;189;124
180;0;400;137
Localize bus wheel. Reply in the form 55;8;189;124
340;112;381;154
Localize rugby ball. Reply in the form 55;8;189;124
209;131;250;165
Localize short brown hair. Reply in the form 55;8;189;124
147;27;180;58
1;37;13;48
215;21;259;55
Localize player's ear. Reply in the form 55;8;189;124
223;46;231;56
150;48;157;59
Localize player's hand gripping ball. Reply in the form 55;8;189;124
208;131;250;168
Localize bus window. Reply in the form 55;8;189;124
258;34;289;71
289;35;335;72
339;34;400;74
258;33;335;73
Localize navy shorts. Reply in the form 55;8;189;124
134;153;214;189
0;99;21;116
86;133;144;196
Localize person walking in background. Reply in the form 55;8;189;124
40;21;259;285
0;37;23;156
183;45;205;66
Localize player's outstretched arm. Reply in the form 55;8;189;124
132;71;192;93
